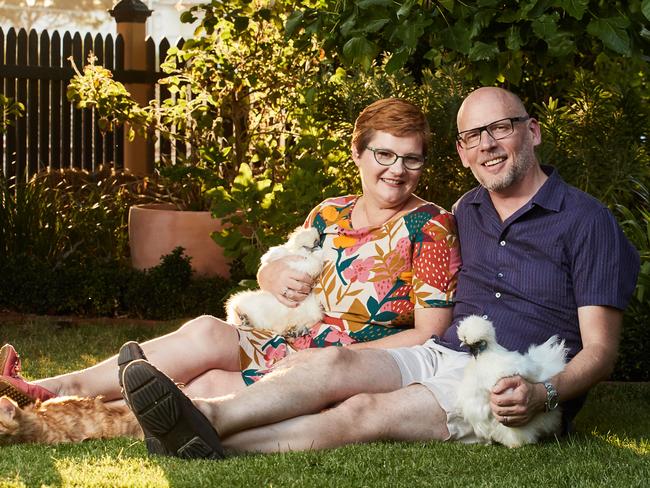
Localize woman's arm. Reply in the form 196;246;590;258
348;306;453;349
257;257;314;308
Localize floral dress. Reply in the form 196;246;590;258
237;195;461;384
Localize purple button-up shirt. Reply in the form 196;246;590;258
440;166;639;360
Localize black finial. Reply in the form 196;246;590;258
109;0;153;23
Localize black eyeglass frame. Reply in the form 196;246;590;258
365;146;426;170
456;115;531;149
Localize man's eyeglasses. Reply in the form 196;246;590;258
456;116;530;149
366;146;426;170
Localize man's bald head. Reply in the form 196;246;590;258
457;87;527;131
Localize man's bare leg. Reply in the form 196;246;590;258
194;346;404;437
220;385;449;453
34;315;241;400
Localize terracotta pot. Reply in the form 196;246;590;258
128;203;230;278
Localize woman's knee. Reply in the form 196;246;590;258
179;315;232;342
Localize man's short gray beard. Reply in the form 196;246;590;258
480;153;534;193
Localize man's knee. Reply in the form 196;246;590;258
333;387;450;443
330;393;390;440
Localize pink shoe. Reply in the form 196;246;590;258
0;344;21;378
0;375;56;408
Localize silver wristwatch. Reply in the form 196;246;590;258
543;382;559;411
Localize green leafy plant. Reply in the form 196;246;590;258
613;178;650;381
0;94;24;134
286;0;650;96
67;1;325;212
536;68;650;209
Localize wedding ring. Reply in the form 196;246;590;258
503;416;509;425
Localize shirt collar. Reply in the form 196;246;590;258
468;165;566;213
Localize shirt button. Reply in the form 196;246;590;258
500;240;506;246
482;314;488;320
497;272;504;278
495;292;501;298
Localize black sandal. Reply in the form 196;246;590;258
121;358;225;459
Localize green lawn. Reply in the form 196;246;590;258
0;315;648;488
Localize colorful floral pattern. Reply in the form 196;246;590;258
238;195;460;385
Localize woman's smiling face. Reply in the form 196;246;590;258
353;130;424;210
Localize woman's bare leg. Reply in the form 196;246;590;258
33;315;241;401
182;369;246;398
104;368;246;407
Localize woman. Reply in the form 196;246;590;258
0;98;460;406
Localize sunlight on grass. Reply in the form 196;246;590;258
0;474;26;488
53;455;170;487
591;429;650;456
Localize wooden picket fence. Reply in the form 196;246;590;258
0;27;180;180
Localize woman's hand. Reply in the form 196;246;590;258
257;256;314;308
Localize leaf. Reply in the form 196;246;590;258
285;10;304;36
342;36;379;69
179;11;196;24
552;0;588;20
339;256;356;273
366;296;380;315
546;32;576;57
357;0;392;9
532;13;559;41
505;26;523;51
385;49;410;74
397;1;413;19
340;12;358;37
469;41;499;61
234;16;249;32
373;311;399;322
587;17;632;55
438;0;455;13
361;18;391;34
644;0;650;22
441;22;472;55
470;9;497;38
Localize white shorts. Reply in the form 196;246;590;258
386;339;482;443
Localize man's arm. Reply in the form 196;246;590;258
489;305;623;426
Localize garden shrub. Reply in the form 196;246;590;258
0;249;232;320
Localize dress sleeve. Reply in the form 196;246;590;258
411;210;461;308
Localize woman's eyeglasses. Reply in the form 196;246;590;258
366;146;426;170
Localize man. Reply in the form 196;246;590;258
120;87;639;458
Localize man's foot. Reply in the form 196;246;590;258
121;358;225;459
0;344;21;378
0;375;56;408
118;341;171;456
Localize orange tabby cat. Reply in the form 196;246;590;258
0;395;143;445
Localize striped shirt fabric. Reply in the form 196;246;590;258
440;166;640;359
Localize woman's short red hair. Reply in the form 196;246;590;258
352;98;430;156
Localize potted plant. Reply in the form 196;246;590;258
65;1;308;277
66;0;353;278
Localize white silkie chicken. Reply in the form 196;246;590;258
456;315;568;447
226;226;324;336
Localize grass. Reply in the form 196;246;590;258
0;315;648;488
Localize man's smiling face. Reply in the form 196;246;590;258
456;88;541;194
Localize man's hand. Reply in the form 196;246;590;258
257;257;314;308
490;376;547;427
